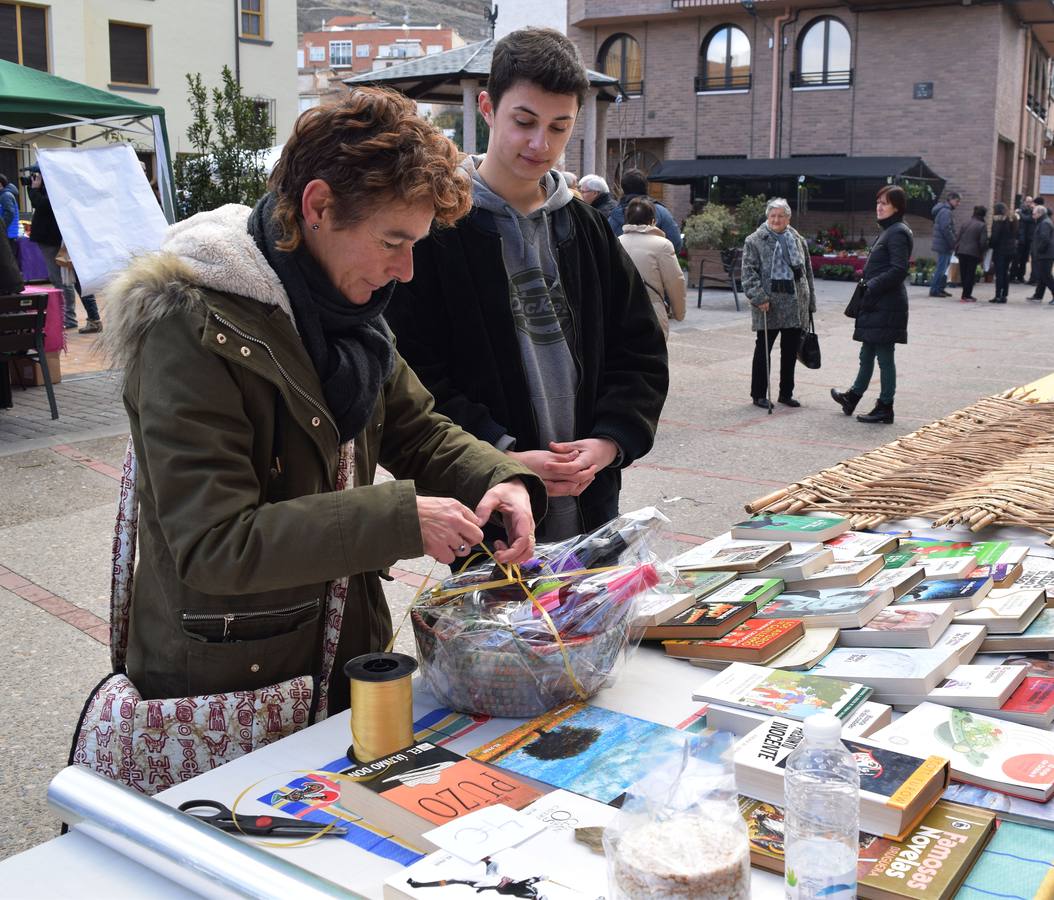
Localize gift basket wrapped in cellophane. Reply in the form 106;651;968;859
411;507;670;717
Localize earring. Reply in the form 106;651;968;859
311;223;320;231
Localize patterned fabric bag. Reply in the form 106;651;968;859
68;436;354;794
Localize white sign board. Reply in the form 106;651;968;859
36;145;168;295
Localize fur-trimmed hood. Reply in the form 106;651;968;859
103;204;293;371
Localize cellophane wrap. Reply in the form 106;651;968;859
411;507;669;717
603;732;751;900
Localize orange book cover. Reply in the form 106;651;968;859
343;741;542;827
709;617;801;649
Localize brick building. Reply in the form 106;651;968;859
564;0;1054;238
298;15;465;76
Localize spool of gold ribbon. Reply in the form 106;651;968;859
343;652;418;764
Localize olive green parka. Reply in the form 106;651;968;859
104;204;545;714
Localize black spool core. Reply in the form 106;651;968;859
343;651;418;683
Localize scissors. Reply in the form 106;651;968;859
177;799;348;838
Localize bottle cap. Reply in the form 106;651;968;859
803;712;843;743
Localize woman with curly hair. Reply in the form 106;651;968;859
103;88;543;720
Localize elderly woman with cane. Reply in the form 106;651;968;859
741;198;816;410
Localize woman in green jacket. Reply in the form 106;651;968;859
104;89;544;720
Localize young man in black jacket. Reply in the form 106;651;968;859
387;27;668;542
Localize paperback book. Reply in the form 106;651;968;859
669;537;790;573
336;741;543;851
883;549;921;570
900;540;1012;567
740;797;994;900
1016;555;1054;599
690;661;871;721
784;554;885;590
838;602;955;650
969;562;1023;590
662;616;804;663
641;598;758;641
892;576;993;612
927;664;1027;710
953;588;1045;634
861;566;927;601
813;638;969;701
870;702;1054;801
468;702;693;804
765;626;839;670
953;820;1054;900
754;585;893;629
730;513;850;542
632;570;739;626
734;715;950;840
969;675;1054;727
918;557;979;581
704;697;890;739
755;549;834;581
978;608;1054;653
825;530;900;561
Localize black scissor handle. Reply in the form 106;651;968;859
178;799;233;823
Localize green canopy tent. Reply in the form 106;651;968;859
0;59;176;222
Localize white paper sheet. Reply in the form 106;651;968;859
37;145;168;295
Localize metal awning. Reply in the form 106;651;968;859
649;156;944;188
343;39;622;103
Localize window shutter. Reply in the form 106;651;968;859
20;5;47;71
109;23;149;85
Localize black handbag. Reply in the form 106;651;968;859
798;314;821;369
844;280;866;319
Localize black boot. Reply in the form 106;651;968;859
830;387;862;416
857;399;894;424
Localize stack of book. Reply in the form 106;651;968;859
733;714;950;840
690;661;875;735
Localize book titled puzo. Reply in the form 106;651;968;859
734;715;950;841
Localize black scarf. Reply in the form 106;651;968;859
878;212;904;230
248;194;395;444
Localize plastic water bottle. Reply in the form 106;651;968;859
783;712;860;900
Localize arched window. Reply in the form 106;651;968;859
598;33;643;96
794;17;852;87
697;25;751;92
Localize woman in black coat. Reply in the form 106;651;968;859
831;185;913;424
989;202;1017;303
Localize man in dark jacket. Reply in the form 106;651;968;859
928;191;960;297
387;27;668;542
608;170;683;251
0;174;18;257
579;173;618;219
1013;195;1035;283
1028;205;1054;302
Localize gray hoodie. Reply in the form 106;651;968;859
463;155;580;540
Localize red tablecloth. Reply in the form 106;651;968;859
811;254;867;275
21;286;65;353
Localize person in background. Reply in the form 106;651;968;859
607;169;683;251
0;173;19;257
831;186;913;425
579;174;618;218
955;205;987;303
741;197;815;410
617;196;686;340
989;202;1016;304
27;166;104;333
1029;205;1054;303
560;171;582;200
1012;195;1034;283
928;190;960;298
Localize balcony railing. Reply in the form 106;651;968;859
672;0;741;7
695;73;751;92
790;69;853;88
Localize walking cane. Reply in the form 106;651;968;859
762;309;773;414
